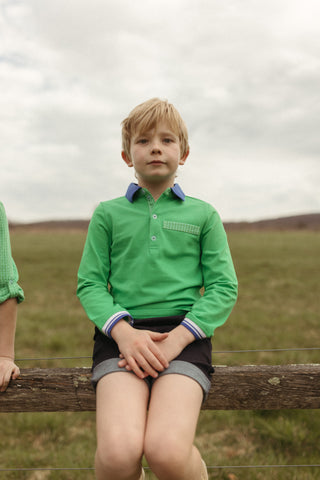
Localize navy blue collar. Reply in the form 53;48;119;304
125;183;185;203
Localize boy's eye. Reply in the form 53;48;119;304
137;138;148;144
163;138;173;143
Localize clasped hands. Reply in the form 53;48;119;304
111;320;193;380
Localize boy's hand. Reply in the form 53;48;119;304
0;357;20;393
118;325;196;373
111;321;169;379
118;336;180;371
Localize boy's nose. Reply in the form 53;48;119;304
151;146;161;154
151;140;161;153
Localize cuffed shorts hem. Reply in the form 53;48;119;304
91;358;211;401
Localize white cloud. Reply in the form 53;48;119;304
1;0;319;222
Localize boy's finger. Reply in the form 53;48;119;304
135;353;159;378
148;343;169;369
128;356;151;379
118;358;128;368
138;346;167;372
0;373;9;393
149;332;169;341
11;366;20;380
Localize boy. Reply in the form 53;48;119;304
0;202;24;392
77;98;238;480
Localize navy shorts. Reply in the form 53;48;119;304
91;315;214;400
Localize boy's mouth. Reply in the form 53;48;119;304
148;160;165;165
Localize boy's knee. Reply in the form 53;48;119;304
144;433;190;476
96;433;143;476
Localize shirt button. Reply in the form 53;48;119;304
151;235;157;241
152;214;157;219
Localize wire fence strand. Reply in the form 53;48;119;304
1;464;320;473
15;346;320;362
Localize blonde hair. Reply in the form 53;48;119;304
121;98;189;159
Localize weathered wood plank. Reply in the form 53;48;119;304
205;364;320;410
0;368;94;413
0;364;319;413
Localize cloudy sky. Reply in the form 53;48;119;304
1;0;319;223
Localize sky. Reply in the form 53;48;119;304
1;0;319;223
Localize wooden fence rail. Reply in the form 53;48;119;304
1;364;320;413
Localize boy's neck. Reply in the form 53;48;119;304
138;180;175;201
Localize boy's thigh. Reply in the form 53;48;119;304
146;374;203;444
96;372;150;446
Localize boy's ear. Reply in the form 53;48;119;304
122;151;133;167
179;148;189;166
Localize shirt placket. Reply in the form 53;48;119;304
145;194;160;253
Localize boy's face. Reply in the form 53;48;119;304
122;121;189;189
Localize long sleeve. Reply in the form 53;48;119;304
181;205;238;338
77;203;132;336
0;202;24;304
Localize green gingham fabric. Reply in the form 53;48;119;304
0;202;24;304
163;221;200;236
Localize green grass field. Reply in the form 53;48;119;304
0;229;319;479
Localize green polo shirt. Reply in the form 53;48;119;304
77;184;238;339
0;202;24;304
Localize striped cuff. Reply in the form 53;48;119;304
101;311;133;337
181;318;207;340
